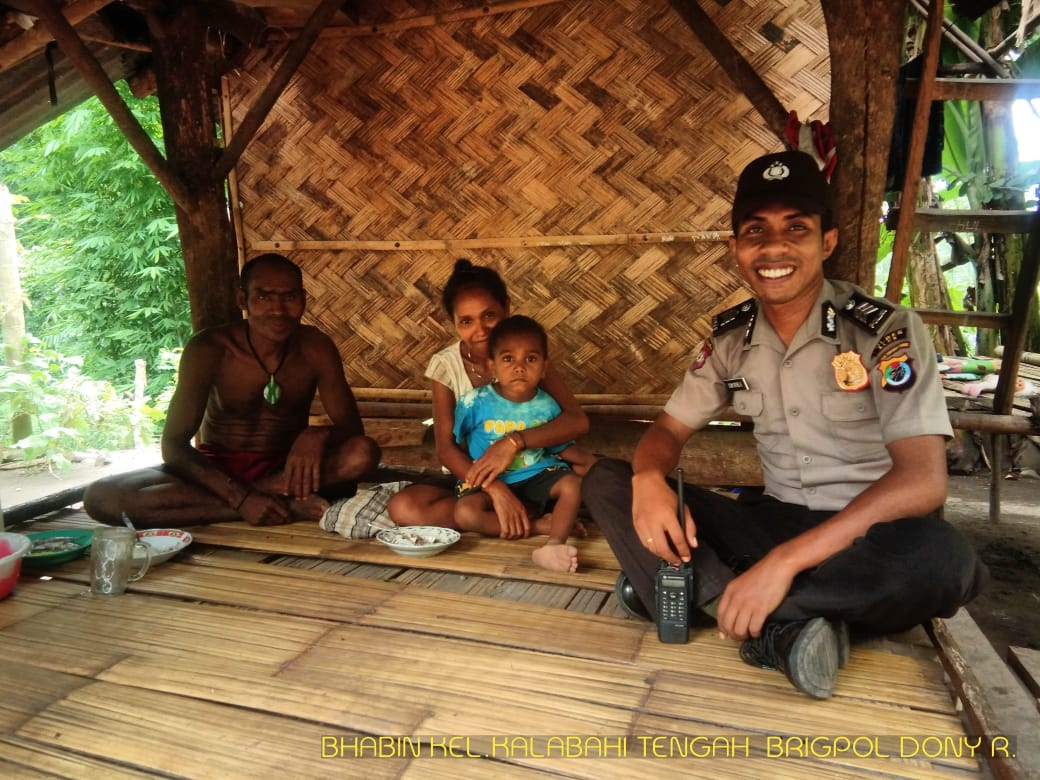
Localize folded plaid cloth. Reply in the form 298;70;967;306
319;481;411;538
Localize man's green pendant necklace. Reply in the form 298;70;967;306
245;324;289;405
263;374;281;405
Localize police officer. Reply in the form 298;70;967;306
582;150;987;699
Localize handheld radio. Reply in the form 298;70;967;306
655;469;695;644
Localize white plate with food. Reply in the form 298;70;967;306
376;526;461;558
134;529;193;565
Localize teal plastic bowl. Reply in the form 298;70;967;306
23;528;95;567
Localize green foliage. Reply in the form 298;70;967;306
0;337;163;468
0;82;189;399
942;100;987;202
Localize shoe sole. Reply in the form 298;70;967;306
833;619;850;668
786;617;839;699
614;573;652;621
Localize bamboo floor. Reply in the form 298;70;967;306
0;511;1003;779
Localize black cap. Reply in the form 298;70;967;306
731;150;833;232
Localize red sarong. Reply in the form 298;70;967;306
196;443;288;483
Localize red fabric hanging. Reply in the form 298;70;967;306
784;110;837;181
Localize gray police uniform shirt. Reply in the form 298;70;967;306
664;279;952;512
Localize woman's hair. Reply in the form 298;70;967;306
441;258;508;318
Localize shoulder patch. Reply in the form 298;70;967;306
872;327;910;360
712;299;757;337
839;291;895;335
689;339;713;372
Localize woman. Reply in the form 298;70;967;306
387;259;590;533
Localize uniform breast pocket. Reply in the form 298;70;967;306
731;390;763;418
821;391;881;447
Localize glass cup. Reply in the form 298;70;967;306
90;526;151;595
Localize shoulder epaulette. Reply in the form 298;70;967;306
839;291;894;335
712;299;757;336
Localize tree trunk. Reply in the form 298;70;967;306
908;180;963;355
0;183;25;365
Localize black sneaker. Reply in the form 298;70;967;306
614;573;652;621
739;617;840;699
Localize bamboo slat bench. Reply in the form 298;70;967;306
3;509;1038;778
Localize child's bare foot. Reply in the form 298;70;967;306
532;542;578;572
291;493;330;521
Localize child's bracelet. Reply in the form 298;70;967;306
508;432;525;452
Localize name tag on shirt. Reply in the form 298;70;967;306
723;377;749;391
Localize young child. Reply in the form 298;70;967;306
452;315;589;572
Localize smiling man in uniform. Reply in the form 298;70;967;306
582;151;988;699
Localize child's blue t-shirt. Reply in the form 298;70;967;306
453;385;569;485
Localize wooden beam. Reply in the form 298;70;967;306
886;207;1040;234
995;344;1040;367
251;230;732;253
885;0;945;303
77;32;151;53
315;0;568;39
23;0;192;211
667;0;788;142
947;411;1039;434
3;486;89;525
929;612;1040;780
215;0;344;181
1007;646;1040;702
583;419;762;486
0;0;108;72
904;77;1040;102
914;307;1011;330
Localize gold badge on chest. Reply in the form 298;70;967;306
831;350;869;391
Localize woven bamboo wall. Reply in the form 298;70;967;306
227;0;830;396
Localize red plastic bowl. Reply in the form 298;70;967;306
0;532;32;599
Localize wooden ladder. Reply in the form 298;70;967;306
885;0;1040;519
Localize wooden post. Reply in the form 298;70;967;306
821;0;906;288
884;0;945;303
992;217;1040;415
133;358;147;449
144;4;241;332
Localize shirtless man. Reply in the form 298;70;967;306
84;253;380;529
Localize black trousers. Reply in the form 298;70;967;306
582;458;989;635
